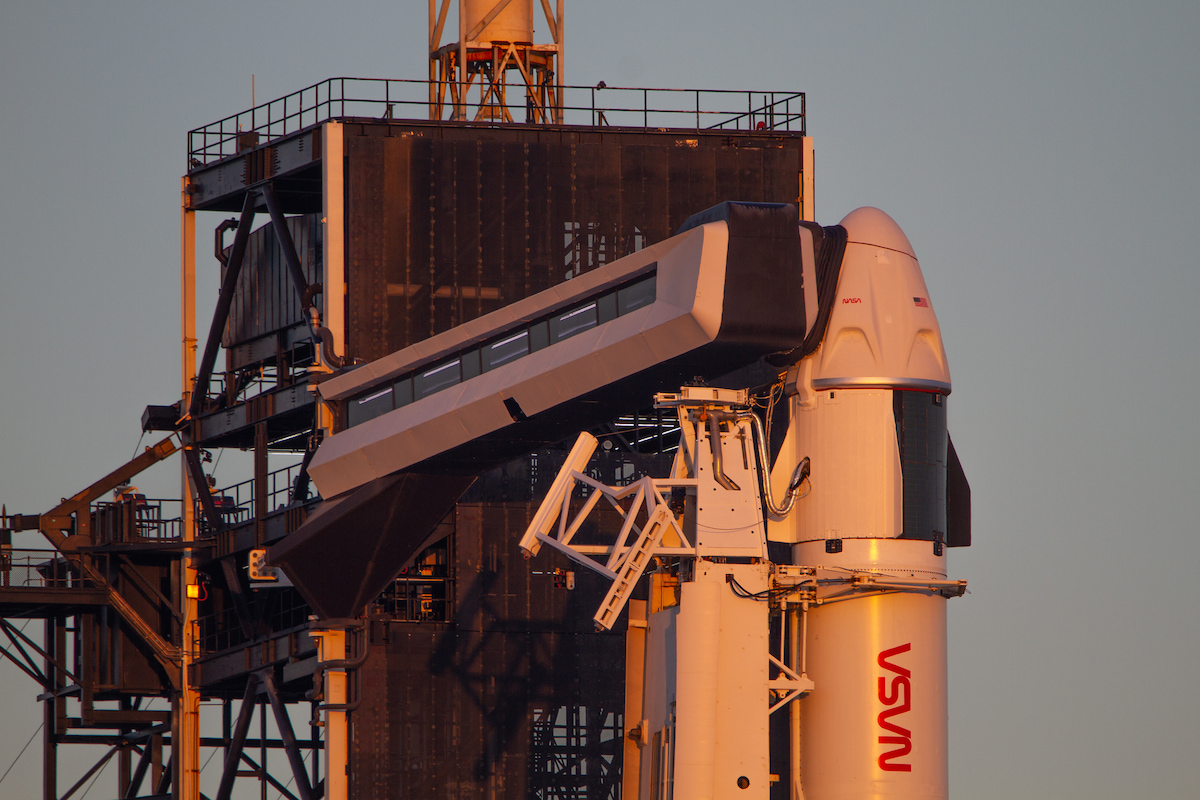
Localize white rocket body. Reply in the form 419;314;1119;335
770;207;955;799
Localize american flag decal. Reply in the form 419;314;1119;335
913;297;929;307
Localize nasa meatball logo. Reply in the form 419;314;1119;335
877;643;913;772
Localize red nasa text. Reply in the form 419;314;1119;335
877;643;913;772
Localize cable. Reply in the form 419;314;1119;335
78;752;112;800
199;744;219;775
761;376;784;459
130;429;147;462
727;575;794;603
0;722;42;787
280;749;312;793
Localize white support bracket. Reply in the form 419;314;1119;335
767;652;815;715
518;432;695;630
817;573;969;603
594;503;673;630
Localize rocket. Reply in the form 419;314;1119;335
770;207;970;799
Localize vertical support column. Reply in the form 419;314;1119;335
788;606;803;800
180;176;197;422
150;733;163;794
42;618;57;800
311;627;348;800
117;738;131;800
622;599;647;800
457;0;467;121
321;123;346;367
556;0;565;124
177;175;202;800
800;137;815;223
429;0;438;114
254;422;268;546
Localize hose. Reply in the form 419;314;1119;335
741;410;810;518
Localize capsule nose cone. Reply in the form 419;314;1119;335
839;207;916;259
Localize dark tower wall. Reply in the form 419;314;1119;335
334;123;806;799
350;503;626;800
341;122;805;363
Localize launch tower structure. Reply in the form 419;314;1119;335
0;74;812;800
428;0;566;124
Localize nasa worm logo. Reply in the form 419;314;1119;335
877;643;913;772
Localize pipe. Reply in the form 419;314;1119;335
707;413;740;491
213;218;238;267
314;326;345;369
741;411;809;518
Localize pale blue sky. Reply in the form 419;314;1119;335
1;1;1197;797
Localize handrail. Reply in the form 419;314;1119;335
203;461;315;522
188;78;805;166
0;549;94;589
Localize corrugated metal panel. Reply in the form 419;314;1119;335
342;124;806;363
221;213;321;348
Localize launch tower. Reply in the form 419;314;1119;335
1;68;811;799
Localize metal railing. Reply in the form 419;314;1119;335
0;549;89;589
200;461;312;529
198;588;311;653
92;498;183;545
188;77;805;166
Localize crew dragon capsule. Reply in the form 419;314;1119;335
770;207;971;799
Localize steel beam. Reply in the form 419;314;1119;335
261;669;315;800
42;619;57;800
215;675;260;800
191;191;257;417
0;619;51;683
183;444;260;640
261;182;311;301
39;437;179;530
155;753;173;796
237;752;304;800
124;740;153;799
183;446;223;535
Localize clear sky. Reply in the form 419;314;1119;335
1;1;1197;798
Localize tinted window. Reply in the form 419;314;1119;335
415;359;461;398
618;275;656;313
485;330;530;370
551;301;598;341
348;386;393;426
347;271;658;428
